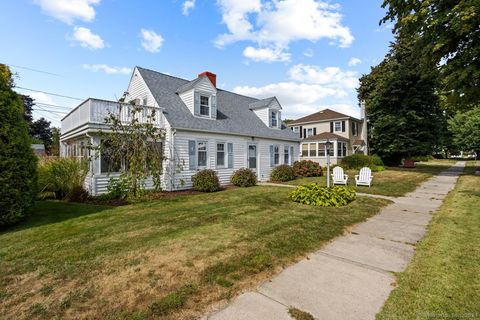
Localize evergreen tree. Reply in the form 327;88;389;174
0;64;38;227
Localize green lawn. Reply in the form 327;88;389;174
285;160;457;197
0;186;389;320
377;162;480;319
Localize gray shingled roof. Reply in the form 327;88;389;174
137;67;299;141
249;97;275;110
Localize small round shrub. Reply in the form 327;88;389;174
290;184;356;207
231;168;257;187
192;169;220;192
340;154;384;171
293;160;323;177
67;185;89;203
270;165;296;182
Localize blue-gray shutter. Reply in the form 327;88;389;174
193;91;200;115
268;110;272;127
290;146;294;165
270;145;274;167
277;111;282;128
211;95;217;119
188;140;196;170
227;143;233;168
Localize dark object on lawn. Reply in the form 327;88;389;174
403;159;416;168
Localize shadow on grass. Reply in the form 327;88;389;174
1;201;111;234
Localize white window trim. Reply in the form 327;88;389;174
334;121;342;133
337;141;347;157
292;126;299;133
216;142;227;168
273;145;280;166
284;146;290;165
271;110;278;128
199;95;210;117
197;140;208;168
306;128;314;137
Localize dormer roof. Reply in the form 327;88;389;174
248;97;281;110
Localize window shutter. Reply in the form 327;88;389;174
270;145;274;167
193;92;200;115
300;126;303;138
277;111;282;128
303;128;307;138
227;143;233;169
290;146;294;165
342;120;345;132
330;122;333;133
313;128;317;136
188;140;196;170
211;95;217;119
268;110;272;127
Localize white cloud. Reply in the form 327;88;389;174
348;57;361;66
82;64;132;74
72;26;104;49
25;91;56;105
35;0;100;25
140;29;164;53
288;64;358;89
215;0;353;61
182;0;195;15
303;48;314;57
243;46;291;62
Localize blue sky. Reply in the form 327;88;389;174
0;0;393;127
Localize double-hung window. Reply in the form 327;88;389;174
318;143;326;157
271;111;278;127
292;126;299;133
306;128;314;137
337;142;347;157
334;121;342;132
200;96;210;116
301;144;308;157
197;141;207;167
309;143;316;157
284;146;289;164
274;146;280;165
216;143;226;167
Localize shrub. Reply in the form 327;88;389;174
38;157;88;201
104;177;129;199
192;169;220;192
340;154;385;171
270;164;296;182
0;65;38;227
290;184;356;207
411;155;434;162
231;168;257;187
293;160;323;177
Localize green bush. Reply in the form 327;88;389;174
293;160;323;177
0;65;38;227
340;154;385;171
271;164;296;182
38;157;89;201
231;168;257;187
290;184;356;207
411;155;434;162
104;177;129;199
192;169;220;192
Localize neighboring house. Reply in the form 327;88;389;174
31;144;46;157
60;67;300;195
287;105;368;166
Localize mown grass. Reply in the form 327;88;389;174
377;162;480;319
0;186;389;320
285;160;457;197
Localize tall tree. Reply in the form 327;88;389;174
381;0;480;111
30;117;52;151
22;94;34;125
358;39;445;164
50;127;61;157
448;107;480;159
0;64;38;227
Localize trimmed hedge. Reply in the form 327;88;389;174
290;184;356;207
271;165;296;182
231;168;257;187
293;160;323;177
192;169;220;192
340;154;385;172
0;65;38;227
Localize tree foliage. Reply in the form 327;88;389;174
381;0;480;111
448;107;480;158
30;117;52;150
358;39;445;163
95;104;165;199
0;64;38;227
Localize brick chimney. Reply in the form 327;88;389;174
198;71;216;88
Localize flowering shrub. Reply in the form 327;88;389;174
290;184;356;207
192;169;220;192
270;165;296;182
293;160;323;177
231;168;257;187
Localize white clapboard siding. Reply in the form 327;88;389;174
126;68;156;107
179;89;194;114
92;174;156;196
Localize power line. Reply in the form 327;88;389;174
15;86;84;101
36;102;73;111
33;106;64;117
7;64;61;77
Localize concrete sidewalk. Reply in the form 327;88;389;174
206;162;465;320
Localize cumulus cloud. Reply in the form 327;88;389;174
140;29;164;53
243;46;291;62
288;64;358;89
348;57;361;66
25;91;56;105
72;27;104;49
82;64;132;74
35;0;100;25
215;0;353;62
182;0;195;15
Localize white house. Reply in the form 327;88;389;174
60;67;300;195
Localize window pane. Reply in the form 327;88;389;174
302;144;308;157
327;144;334;156
309;143;316;157
284;147;289;164
198;151;207;166
200;96;209;116
334;122;341;131
217;152;225;166
318;144;326;157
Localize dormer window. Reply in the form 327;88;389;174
200;95;210;116
271;111;278;127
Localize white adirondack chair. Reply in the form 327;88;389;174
332;167;348;185
355;167;373;187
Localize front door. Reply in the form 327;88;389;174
248;144;257;170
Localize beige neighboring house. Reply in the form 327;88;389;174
287;103;368;166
